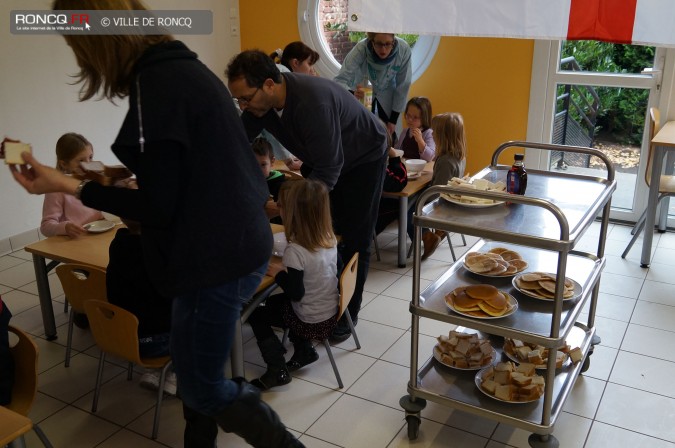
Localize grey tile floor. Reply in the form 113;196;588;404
4;221;675;447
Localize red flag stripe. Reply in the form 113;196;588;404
567;0;638;44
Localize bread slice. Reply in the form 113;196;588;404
3;142;32;164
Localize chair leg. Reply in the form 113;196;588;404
65;308;74;367
622;218;647;259
152;361;172;439
322;340;343;389
460;234;467;246
92;351;106;413
32;424;54;448
631;208;647;235
127;361;134;380
446;234;457;262
344;310;361;349
8;435;27;448
373;232;381;262
63;300;68;314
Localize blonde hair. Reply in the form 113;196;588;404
52;0;173;100
55;132;92;172
278;179;336;251
432;113;467;162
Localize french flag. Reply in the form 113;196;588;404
348;0;675;47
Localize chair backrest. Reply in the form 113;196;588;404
84;299;144;365
7;325;38;416
337;253;359;321
278;169;303;181
55;263;107;313
644;107;661;187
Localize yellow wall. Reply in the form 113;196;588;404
240;3;533;175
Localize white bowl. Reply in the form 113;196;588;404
272;232;287;257
405;159;426;174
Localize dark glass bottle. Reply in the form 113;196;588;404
506;154;527;195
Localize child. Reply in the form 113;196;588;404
40;133;104;237
106;218;177;395
409;112;467;260
248;179;339;390
395;97;435;161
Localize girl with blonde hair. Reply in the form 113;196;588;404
248;179;340;390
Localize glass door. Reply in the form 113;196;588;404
530;40;668;223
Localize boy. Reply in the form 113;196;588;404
252;137;286;219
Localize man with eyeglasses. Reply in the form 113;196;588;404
335;33;412;136
226;50;388;342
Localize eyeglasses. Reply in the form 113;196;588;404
373;41;395;50
233;87;261;107
405;113;421;121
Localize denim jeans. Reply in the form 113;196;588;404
170;263;267;416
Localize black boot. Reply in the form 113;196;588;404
251;337;291;391
286;340;319;372
183;404;218;448
215;378;304;447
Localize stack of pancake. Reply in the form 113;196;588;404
464;249;528;276
513;272;575;299
445;284;514;318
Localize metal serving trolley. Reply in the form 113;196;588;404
400;142;615;447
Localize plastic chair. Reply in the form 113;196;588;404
3;325;54;447
83;299;171;439
55;263;107;367
282;252;361;389
622;107;675;258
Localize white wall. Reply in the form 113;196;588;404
0;0;240;246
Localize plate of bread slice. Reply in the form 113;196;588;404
476;361;545;403
445;284;517;319
440;176;506;207
463;248;528;277
433;330;496;370
502;338;571;370
512;272;581;301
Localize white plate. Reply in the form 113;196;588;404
407;172;422;180
502;345;571;370
272;232;287;257
445;291;518;320
433;343;496;371
474;367;542;404
84;220;115;233
511;273;582;302
440;193;504;208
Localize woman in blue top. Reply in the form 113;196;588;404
335;33;412;136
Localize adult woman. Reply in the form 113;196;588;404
9;1;302;447
335;32;412;135
271;41;320;75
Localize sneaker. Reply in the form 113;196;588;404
139;371;160;391
140;370;177;396
162;371;178;396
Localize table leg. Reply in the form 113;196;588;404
32;254;57;340
398;196;408;268
641;146;665;267
658;151;675;231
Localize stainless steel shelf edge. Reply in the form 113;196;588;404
409;325;594;434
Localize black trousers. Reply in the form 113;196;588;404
330;154;387;320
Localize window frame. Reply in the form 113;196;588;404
298;0;439;81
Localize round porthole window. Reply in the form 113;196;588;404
298;0;439;81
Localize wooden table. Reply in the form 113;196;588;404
24;228;119;340
24;224;282;343
382;163;434;267
641;120;675;267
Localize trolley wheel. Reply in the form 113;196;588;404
406;415;421;440
581;356;591;373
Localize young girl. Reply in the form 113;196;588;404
40;133;104;237
409;112;467;260
395;97;435;161
248;179;339;390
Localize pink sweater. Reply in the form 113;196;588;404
40;192;104;237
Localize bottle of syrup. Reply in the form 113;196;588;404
506;153;527;195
